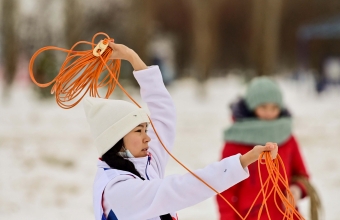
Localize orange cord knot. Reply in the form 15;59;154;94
93;39;110;57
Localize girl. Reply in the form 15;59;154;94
83;43;278;220
216;77;310;220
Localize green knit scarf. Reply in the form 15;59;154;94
223;117;292;146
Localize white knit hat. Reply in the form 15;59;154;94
83;97;150;156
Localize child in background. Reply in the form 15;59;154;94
216;77;311;220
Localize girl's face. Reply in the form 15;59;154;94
254;103;280;120
123;123;150;158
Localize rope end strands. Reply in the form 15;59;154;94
256;152;305;220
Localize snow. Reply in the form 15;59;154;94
0;74;339;220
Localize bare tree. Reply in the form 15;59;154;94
64;0;83;49
189;0;219;82
19;0;63;99
249;0;283;76
125;0;153;63
1;0;18;99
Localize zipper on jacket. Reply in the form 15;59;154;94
145;153;152;180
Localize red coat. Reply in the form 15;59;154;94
216;135;309;220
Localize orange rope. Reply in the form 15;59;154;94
29;32;121;109
29;32;305;220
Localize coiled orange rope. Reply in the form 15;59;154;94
29;32;120;109
29;32;304;220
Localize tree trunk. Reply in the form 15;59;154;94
126;0;153;63
64;0;83;48
1;0;18;99
250;0;283;76
123;0;153;85
190;0;218;82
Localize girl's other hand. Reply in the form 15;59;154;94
253;142;278;160
240;142;278;168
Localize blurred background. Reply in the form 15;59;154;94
1;0;340;219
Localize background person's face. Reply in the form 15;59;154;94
254;103;280;120
123;123;150;158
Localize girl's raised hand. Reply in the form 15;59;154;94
108;42;135;61
108;42;147;71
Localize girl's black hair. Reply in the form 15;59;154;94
102;139;144;180
101;139;173;220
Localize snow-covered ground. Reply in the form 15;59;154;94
0;74;339;220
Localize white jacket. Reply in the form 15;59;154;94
93;66;250;220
